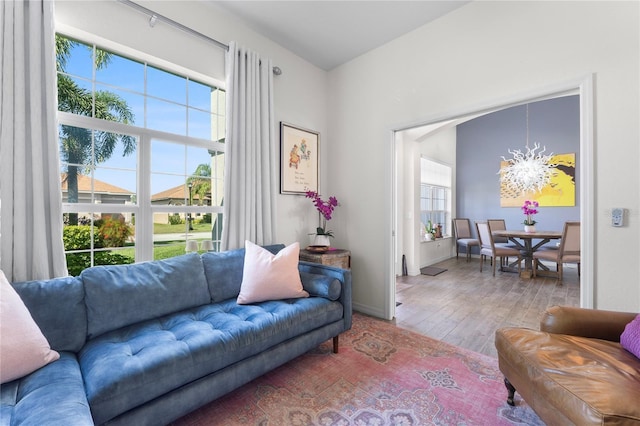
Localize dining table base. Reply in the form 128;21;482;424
501;259;558;279
493;230;563;280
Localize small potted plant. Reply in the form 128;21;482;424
425;220;437;241
306;191;339;246
522;200;539;232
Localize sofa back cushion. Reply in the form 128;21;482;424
1;272;60;383
12;275;87;352
202;244;285;302
82;253;210;339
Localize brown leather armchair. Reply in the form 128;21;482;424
495;306;640;425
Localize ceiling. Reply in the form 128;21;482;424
209;1;471;70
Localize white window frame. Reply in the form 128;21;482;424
57;31;225;264
420;157;452;237
59;113;225;262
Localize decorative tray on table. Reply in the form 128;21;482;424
305;245;329;253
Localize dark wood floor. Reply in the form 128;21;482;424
393;256;580;358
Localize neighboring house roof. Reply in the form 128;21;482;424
152;184;210;204
152;185;186;203
60;173;133;195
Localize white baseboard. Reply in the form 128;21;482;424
353;302;386;319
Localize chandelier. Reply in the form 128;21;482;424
499;104;555;194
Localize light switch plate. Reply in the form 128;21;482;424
612;208;624;227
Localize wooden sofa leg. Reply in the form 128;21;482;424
504;377;516;406
333;336;339;354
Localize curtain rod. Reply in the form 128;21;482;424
117;0;229;51
117;0;283;75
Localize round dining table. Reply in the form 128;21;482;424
492;229;562;278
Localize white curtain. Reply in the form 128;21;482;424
0;0;67;282
221;42;277;250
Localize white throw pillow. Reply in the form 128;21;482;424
237;241;309;304
0;270;60;384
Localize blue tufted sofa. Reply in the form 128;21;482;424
1;244;352;426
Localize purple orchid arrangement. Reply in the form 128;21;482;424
521;200;539;226
305;191;339;237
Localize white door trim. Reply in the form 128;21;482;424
385;74;594;320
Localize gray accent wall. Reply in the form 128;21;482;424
456;95;580;248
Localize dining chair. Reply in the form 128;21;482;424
533;221;580;283
487;218;517;266
487;219;509;244
476;221;522;276
453;218;480;262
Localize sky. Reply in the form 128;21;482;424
61;39;222;196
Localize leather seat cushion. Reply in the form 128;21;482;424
496;327;640;425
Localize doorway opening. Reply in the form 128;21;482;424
386;76;594;320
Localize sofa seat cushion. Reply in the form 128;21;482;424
80;296;344;424
0;352;93;426
496;327;640;424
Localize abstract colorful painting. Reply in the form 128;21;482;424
500;153;576;207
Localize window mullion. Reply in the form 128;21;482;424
136;134;153;262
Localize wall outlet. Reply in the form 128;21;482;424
612;208;624;227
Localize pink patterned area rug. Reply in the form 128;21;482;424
171;313;544;425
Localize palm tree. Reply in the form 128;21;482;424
56;35;136;224
187;164;212;206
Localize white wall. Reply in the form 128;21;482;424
397;131;415;275
417;128;456;270
328;1;640;316
54;0;329;249
397;126;456;276
55;1;640;316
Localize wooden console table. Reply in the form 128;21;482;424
299;248;351;270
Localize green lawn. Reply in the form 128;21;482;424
153;222;212;234
121;223;214;260
152;241;211;259
118;239;210;261
153;244;189;259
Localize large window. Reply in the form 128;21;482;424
56;34;225;275
420;157;452;239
